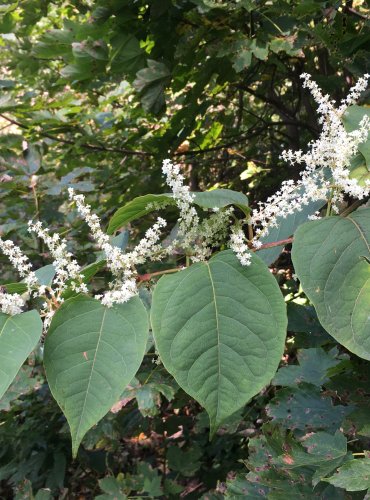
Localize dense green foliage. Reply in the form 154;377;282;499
1;1;370;498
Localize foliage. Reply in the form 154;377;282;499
0;0;370;498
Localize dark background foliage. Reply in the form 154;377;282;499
0;0;369;498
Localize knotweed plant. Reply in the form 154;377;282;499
1;73;369;318
1;74;370;457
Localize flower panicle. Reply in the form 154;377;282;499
0;236;37;292
27;220;87;296
252;73;370;241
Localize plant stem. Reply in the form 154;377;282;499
254;237;293;251
247;223;254;241
137;267;183;282
340;199;365;217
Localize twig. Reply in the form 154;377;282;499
137;267;183;282
0;113;152;157
340;199;365;218
254;237;293;251
342;5;369;20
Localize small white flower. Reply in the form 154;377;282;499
28;220;86;297
229;227;252;266
0;238;37;292
0;291;24;315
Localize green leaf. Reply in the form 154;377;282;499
267;384;352;432
151;250;287;434
0;365;41;411
133;60;171;114
110;34;145;74
273;348;340;388
4;264;56;294
44;295;149;457
324;458;370;492
225;474;269;498
3;282;28;294
274;431;347;469
192;188;249;215
35;264;56;286
349;155;370;186
233;49;252;72
107;194;175;234
167;446;202;476
0;310;43;400
291;208;370;360
343;105;370;168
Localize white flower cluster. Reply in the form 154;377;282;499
229;227;252;266
0;290;25;315
161;160;236;262
0;237;37;316
28;221;87;295
0;237;37;291
250;73;370;243
192;207;234;262
69;188;166;307
162;159;199;243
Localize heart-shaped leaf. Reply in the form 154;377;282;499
151;250;287;434
44;295;149;456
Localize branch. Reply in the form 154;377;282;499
0;113;153;157
254;237;293;251
137;267;183;282
342;5;369;20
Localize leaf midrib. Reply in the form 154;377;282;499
206;261;221;426
74;308;107;442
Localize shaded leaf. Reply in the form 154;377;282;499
273;348;340;387
133;60;170;113
267;384;352;432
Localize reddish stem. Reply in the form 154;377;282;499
254;237;293;251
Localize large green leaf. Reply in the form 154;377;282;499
0;310;43;399
44;295;149;457
107;194;175;234
151;250;287;434
291;208;370;360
